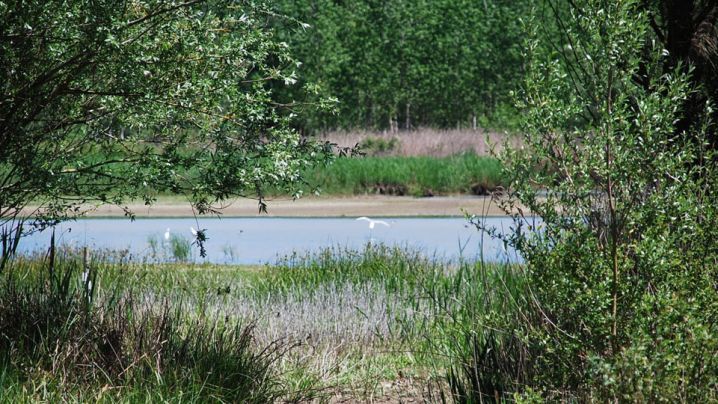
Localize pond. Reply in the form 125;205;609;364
15;216;525;265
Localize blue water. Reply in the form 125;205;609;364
14;217;524;265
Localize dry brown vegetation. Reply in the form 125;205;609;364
319;128;521;157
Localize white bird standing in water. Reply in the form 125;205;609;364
356;217;390;229
164;228;171;241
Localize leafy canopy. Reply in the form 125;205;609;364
270;0;531;131
0;0;332;227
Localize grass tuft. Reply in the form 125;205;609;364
0;251;298;402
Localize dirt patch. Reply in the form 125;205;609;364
328;375;442;403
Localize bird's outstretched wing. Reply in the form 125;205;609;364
356;217;371;222
373;220;390;227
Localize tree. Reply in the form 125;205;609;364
480;0;718;399
270;0;531;132
639;0;718;146
0;1;332;242
546;0;718;147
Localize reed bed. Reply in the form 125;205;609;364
305;153;504;196
0;243;526;401
319;128;520;158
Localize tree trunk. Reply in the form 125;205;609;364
405;103;411;130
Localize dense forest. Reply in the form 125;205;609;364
271;0;531;132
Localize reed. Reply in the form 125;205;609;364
0;242;526;401
305;153;504;196
319;128;520;158
0;250;304;402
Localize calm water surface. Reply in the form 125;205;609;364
16;217;523;264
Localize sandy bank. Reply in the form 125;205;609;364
55;196;506;218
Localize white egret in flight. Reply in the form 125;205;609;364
356;217;390;229
356;216;390;243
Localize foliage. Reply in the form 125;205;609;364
476;0;718;400
636;0;718;148
270;0;531;132
0;1;333;231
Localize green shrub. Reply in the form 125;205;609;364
465;0;718;400
359;136;401;156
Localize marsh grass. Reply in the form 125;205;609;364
320;128;520;158
0;242;526;401
305;153;504;196
422;262;537;402
237;245;529;400
0;250;303;402
146;234;192;262
169;234;192;262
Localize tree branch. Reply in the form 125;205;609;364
122;0;206;30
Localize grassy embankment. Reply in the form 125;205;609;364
306;153;504;197
0;245;524;401
302;129;511;197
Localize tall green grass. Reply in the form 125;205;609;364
0;249;307;402
0;243;526;401
305;153;504;196
147;234;192;262
246;244;532;400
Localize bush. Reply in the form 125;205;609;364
466;0;718;400
359;136;401;156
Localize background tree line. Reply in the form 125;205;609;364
271;0;532;133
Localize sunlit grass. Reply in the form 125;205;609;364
304;153;504;196
0;243;522;401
